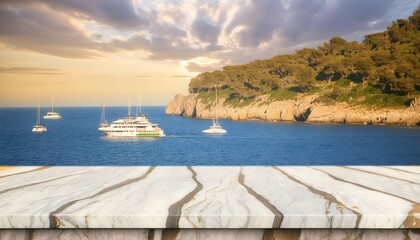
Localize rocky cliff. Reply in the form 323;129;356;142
166;94;420;126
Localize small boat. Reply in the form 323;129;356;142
202;119;227;134
32;101;47;133
203;85;227;134
43;96;62;119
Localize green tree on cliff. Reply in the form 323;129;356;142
188;7;420;106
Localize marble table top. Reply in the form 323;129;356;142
0;166;418;229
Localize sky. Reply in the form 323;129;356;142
0;0;419;107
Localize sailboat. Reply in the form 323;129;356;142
99;106;109;128
32;101;47;132
202;85;227;134
43;96;62;119
134;89;143;121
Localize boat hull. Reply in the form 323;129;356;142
98;128;165;137
136;132;165;137
202;129;227;134
43;111;62;119
43;116;62;119
32;127;47;133
98;129;137;137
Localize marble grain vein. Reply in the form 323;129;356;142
386;166;420;174
241;167;357;228
1;166;419;229
344;166;420;185
276;167;415;228
238;167;283;228
49;167;155;228
311;167;418;204
0;167;104;193
383;167;420;176
166;166;203;228
0;171;93;196
272;166;362;228
54;167;196;228
0;167;48;179
178;167;275;228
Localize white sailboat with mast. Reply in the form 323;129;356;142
32;100;47;132
43;96;62;119
202;85;227;134
135;89;142;120
99;105;109;128
126;96;133;119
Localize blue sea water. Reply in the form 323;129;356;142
0;107;419;166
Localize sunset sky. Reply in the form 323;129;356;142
0;0;419;107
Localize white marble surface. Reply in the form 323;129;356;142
0;166;418;229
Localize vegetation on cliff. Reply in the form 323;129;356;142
189;8;420;108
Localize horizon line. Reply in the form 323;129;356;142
0;105;168;108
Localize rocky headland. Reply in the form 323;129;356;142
166;94;420;126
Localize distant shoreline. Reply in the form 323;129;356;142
0;106;167;108
166;93;420;127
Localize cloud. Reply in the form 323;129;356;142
224;0;400;50
0;6;102;58
278;0;395;45
191;19;220;44
134;75;153;78
0;0;418;69
189;2;228;45
169;75;195;78
0;66;64;75
226;0;286;47
110;34;206;60
1;0;149;30
185;62;221;73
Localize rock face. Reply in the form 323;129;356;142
166;94;420;126
410;97;420;110
166;94;199;117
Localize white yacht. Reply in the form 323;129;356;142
203;85;227;135
33;101;47;133
43;96;62;119
98;101;165;137
99;116;165;137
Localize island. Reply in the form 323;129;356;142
167;9;420;126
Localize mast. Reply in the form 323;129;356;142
51;96;54;112
127;97;131;118
100;105;106;124
215;85;218;125
136;89;142;117
37;100;41;125
139;90;142;115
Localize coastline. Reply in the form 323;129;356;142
166;94;420;126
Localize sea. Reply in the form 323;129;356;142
0;107;419;166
